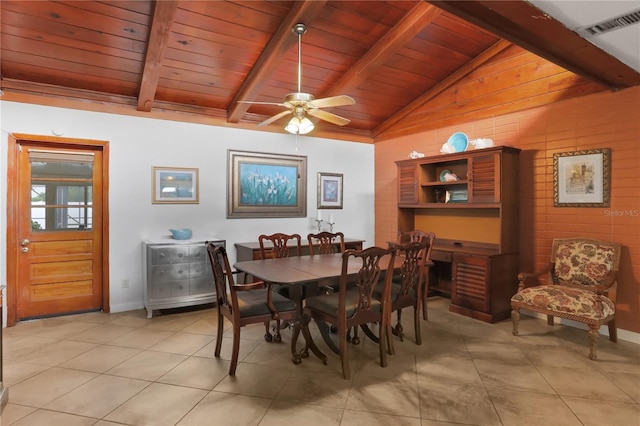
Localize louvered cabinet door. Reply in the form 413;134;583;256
469;153;500;203
397;163;418;205
451;254;490;313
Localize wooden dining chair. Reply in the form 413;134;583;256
205;242;298;376
307;231;349;334
393;230;436;320
258;233;302;331
307;231;345;255
258;233;302;259
299;246;396;380
382;238;432;347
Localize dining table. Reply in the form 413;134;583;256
233;252;402;364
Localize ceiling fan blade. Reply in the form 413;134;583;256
238;100;287;107
257;109;292;127
307;108;351;126
308;95;356;109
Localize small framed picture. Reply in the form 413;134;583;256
152;167;199;204
317;172;343;209
553;148;610;207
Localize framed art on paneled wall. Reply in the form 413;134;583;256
227;150;307;218
553;148;610;207
152;167;199;204
317;172;343;209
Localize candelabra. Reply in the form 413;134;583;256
327;221;335;232
315;219;323;233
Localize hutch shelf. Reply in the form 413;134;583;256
396;146;521;323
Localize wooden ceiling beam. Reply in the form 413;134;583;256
137;0;179;112
427;0;640;89
374;39;512;138
320;2;442;99
227;0;327;123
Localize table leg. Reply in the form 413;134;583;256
315;318;341;354
291;321;307;364
302;313;327;364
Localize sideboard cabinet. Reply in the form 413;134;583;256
396;146;520;322
143;239;225;318
235;238;364;261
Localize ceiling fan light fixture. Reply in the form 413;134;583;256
240;22;354;133
285;116;314;135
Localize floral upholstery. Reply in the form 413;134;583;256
511;286;614;320
553;240;617;286
511;238;622;361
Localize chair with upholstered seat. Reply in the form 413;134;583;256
392;230;435;320
383;238;433;347
299;246;396;380
258;233;302;331
511;238;622;360
205;242;298;375
307;231;347;295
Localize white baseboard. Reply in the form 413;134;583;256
110;301;145;314
521;310;640;345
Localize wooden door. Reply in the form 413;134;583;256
7;134;109;324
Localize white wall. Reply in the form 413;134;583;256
0;101;375;315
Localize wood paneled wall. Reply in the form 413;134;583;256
375;85;640;333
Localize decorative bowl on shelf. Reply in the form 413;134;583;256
169;228;192;240
446;132;469;152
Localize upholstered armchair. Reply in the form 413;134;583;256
511;238;622;360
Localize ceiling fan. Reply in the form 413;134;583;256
239;23;356;135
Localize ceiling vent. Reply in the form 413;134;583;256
578;9;640;37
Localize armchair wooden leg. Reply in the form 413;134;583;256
273;319;282;343
229;325;241;376
588;325;599;360
608;319;618;342
263;321;273;342
215;312;224;357
339;326;351;380
414;307;421;345
422;273;430;321
511;308;520;336
394;309;405;342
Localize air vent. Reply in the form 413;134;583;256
578;9;640;37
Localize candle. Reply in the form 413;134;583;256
317;211;322;221
329;214;334;223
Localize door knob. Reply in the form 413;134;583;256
21;239;30;246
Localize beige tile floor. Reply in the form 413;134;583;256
1;297;639;426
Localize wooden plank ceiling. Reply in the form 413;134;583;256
1;0;638;142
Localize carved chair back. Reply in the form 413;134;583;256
259;233;302;259
307;231;345;255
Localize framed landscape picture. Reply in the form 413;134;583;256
152;167;199;204
227;150;307;218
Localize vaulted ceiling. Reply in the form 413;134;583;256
1;1;639;142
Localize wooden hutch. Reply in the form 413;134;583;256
396;146;520;323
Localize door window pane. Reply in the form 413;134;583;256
29;154;94;232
